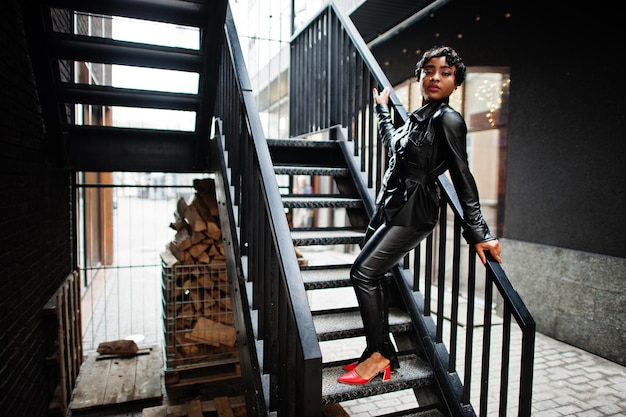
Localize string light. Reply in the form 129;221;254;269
473;77;511;127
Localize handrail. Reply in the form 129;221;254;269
215;5;322;416
290;3;535;416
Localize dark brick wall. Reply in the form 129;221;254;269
1;1;75;415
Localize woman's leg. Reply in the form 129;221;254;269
350;223;433;366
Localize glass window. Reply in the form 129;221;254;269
395;68;510;235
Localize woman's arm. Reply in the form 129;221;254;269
373;87;395;151
439;110;502;263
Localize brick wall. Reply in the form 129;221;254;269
0;1;75;415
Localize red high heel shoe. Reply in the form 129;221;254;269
342;361;359;371
337;365;391;385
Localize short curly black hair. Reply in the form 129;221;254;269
414;45;466;86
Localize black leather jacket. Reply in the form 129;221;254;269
375;99;495;244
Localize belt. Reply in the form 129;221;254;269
400;163;434;186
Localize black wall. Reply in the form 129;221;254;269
1;1;75;415
371;0;626;258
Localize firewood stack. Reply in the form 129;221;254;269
160;178;237;369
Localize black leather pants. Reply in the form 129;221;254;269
350;222;434;369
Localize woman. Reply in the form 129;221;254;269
337;45;502;385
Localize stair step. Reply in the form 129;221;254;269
267;138;339;148
389;408;448;417
40;0;211;27
282;195;363;209
321;355;435;405
268;138;348;167
275;165;350;176
290;228;364;246
58;82;200;111
48;32;204;72
301;266;352;290
313;308;412;342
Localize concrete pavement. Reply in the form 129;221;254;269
302;246;626;417
334;331;626;416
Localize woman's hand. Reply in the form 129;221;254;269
373;86;390;105
474;239;502;264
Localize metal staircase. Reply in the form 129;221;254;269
212;3;535;416
20;0;228;172
266;135;446;414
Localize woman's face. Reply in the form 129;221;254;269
419;56;457;103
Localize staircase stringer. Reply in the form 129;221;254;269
211;119;268;417
218;7;324;415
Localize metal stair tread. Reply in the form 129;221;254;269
267;138;339;148
290;228;365;246
274;165;350;176
392;409;446;417
282;195;363;209
321;355;435;405
313;307;411;341
301;267;352;289
384;408;448;417
37;0;212;28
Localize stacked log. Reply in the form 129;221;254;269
161;178;237;369
162;178;225;267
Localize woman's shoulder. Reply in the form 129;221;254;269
433;104;465;129
433;103;461;119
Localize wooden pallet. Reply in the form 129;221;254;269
69;345;162;412
165;359;241;388
142;396;246;417
44;271;83;417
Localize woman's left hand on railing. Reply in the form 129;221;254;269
474;239;502;264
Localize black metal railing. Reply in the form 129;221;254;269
289;3;535;417
213;6;322;416
290;3;408;192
